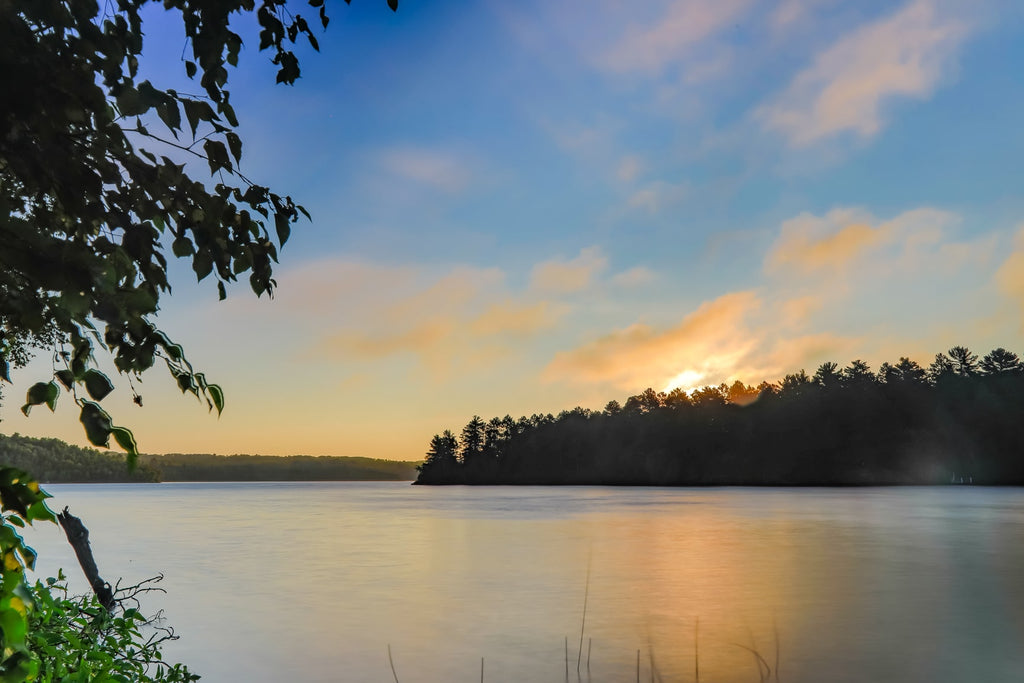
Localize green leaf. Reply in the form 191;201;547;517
111;427;139;470
83;369;115;401
54;369;75;390
22;382;59;416
274;212;291;245
226;132;242;163
207;384;224;416
172;236;194;257
79;401;113;448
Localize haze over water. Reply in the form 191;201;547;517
26;483;1024;682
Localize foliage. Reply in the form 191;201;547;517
28;573;198;683
0;467;56;680
1;0;396;453
0;434;159;483
416;345;1024;486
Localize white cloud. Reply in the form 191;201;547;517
602;0;755;74
627;180;689;214
611;266;657;288
756;0;969;145
375;146;473;193
617;155;643;183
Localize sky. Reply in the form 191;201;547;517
7;0;1024;459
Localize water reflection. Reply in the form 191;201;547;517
25;484;1024;682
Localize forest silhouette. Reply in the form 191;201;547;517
415;346;1024;486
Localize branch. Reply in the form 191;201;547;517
57;506;116;611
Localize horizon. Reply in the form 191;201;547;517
6;0;1024;460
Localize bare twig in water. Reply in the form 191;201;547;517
774;618;780;682
577;553;592;674
480;656;484;683
733;643;771;682
587;637;592;672
387;644;400;683
695;617;700;683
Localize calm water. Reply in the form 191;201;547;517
24;483;1024;682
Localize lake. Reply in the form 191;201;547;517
24;483;1024;682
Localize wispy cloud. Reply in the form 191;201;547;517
611;266;657;288
530;246;608;293
627;180;689;214
756;0;969;145
996;226;1024;311
601;0;755;74
375;146;474;193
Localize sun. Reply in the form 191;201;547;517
663;369;705;394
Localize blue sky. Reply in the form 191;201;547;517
9;0;1024;458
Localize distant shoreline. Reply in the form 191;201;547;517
0;433;421;483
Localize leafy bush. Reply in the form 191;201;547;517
28;573;198;683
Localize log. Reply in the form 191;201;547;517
56;506;115;611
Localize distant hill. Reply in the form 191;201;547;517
0;433;420;482
141;452;419;482
0;433;159;482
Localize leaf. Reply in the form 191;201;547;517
207;384;225;416
203;139;232;175
185;60;197;78
111;427;139;470
0;358;9;383
54;369;75;390
172;237;194;257
83;369;115;401
22;382;59;416
79;401;113;448
218;281;227;300
274;212;291;245
388;0;398;10
182;99;216;138
226;132;242;163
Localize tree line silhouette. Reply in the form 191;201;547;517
0;433;419;482
415;346;1024;486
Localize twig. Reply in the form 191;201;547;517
586;637;592;672
480;657;484;683
695;617;700;683
636;649;640;683
774;618;780;681
577;553;591;673
387;644;400;683
733;643;771;681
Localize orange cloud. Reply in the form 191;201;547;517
469;300;565;337
765;207;962;277
544;291;761;388
530;246;608;293
766;209;891;274
996;227;1024;308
